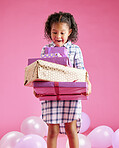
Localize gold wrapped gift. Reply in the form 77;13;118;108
24;60;87;87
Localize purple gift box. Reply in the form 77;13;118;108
45;47;68;57
33;81;88;101
41;53;62;58
28;57;70;66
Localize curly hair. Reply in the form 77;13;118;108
44;11;78;43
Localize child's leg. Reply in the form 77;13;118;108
47;124;60;148
65;120;79;148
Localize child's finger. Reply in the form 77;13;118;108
33;91;41;98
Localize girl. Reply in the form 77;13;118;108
34;11;91;148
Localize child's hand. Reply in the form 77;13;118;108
33;90;42;98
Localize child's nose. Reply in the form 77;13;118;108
56;33;61;38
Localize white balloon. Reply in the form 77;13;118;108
112;129;119;148
20;116;48;137
14;134;47;148
87;125;114;148
40;115;42;119
80;112;90;133
0;131;24;148
66;134;91;148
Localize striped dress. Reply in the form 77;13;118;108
40;40;85;134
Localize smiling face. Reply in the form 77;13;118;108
51;22;72;47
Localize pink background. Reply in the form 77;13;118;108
0;0;119;147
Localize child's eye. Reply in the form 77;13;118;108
52;32;57;34
61;32;65;35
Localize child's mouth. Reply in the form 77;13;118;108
56;40;62;42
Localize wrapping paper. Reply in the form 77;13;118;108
24;60;87;87
41;53;62;58
28;57;70;66
33;81;88;101
37;94;87;101
45;47;68;57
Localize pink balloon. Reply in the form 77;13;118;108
21;116;48;137
112;129;119;148
80;112;90;133
66;134;91;148
87;125;114;148
14;134;47;148
0;131;24;148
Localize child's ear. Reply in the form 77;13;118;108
68;29;72;36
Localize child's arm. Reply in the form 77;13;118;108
74;46;85;69
74;46;91;95
86;77;92;96
33;46;46;98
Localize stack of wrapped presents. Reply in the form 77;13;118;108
24;47;88;101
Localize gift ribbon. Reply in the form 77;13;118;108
54;82;60;100
39;93;87;101
36;82;87;100
53;82;86;100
